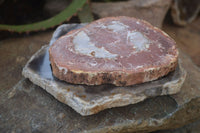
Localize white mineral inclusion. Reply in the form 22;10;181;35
107;21;129;32
127;31;150;52
73;31;117;59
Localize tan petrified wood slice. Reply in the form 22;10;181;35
49;16;178;86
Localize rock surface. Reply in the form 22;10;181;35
155;118;200;133
92;0;172;28
0;49;199;133
0;31;53;90
171;0;200;26
0;15;199;133
49;17;179;86
23;45;185;116
23;24;184;115
163;17;200;67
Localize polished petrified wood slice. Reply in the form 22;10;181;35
49;16;178;86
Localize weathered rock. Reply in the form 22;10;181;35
0;30;53;90
0;49;200;133
154;118;200;133
91;0;172;28
22;24;185;115
22;45;185;116
171;0;200;26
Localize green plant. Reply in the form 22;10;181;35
0;0;93;33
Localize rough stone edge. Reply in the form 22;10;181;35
87;98;200;133
22;45;186;116
86;53;200;133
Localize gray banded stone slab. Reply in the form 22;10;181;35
21;24;186;116
1;50;200;133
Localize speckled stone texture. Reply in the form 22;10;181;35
22;24;185;116
0;50;199;133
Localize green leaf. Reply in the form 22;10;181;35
0;0;87;33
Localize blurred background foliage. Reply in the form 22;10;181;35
0;0;92;32
0;0;199;33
